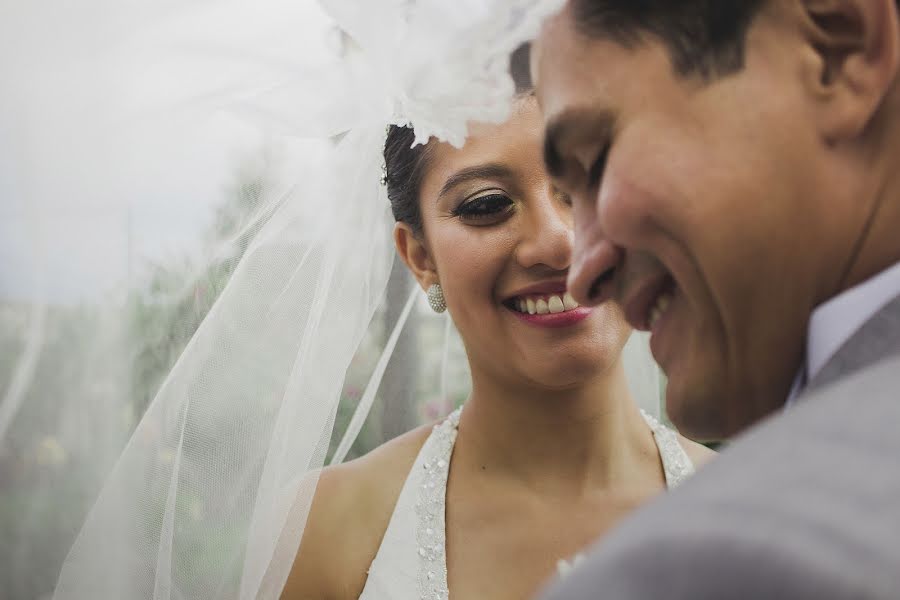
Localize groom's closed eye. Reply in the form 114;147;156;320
543;108;615;193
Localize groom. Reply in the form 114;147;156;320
532;0;900;597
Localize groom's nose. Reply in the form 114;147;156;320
567;197;623;306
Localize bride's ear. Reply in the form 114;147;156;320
394;222;438;290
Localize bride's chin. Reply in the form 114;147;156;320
519;356;611;390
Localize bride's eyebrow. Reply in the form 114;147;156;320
439;163;514;199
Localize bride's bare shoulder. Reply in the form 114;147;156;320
280;422;435;600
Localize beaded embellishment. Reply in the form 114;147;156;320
556;553;586;577
413;408;694;599
640;409;694;488
414;407;461;600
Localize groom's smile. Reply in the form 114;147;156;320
579;249;681;370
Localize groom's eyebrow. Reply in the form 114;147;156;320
439;164;515;198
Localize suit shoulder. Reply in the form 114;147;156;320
542;359;900;599
543;514;896;599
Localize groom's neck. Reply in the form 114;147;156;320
832;90;900;296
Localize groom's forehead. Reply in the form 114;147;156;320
528;36;542;92
532;10;611;109
529;9;566;94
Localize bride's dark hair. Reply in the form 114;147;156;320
383;125;433;236
383;44;533;236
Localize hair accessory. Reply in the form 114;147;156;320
427;283;447;313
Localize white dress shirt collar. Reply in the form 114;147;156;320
787;259;900;404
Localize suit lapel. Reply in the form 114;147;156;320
805;292;900;394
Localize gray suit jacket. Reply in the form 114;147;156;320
541;293;900;599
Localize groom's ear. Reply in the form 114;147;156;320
799;0;900;141
393;222;438;291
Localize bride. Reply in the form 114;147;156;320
282;94;713;599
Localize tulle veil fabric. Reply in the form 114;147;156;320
0;0;661;598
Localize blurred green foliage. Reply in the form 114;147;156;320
0;158;280;599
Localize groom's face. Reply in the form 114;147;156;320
534;5;855;439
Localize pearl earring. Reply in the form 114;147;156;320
426;283;446;313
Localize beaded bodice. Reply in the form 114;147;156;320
358;407;695;600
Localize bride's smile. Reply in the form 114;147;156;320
502;281;593;329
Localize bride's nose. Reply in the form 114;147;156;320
514;193;573;271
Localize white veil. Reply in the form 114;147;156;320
0;1;660;597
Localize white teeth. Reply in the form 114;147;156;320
511;292;581;315
548;295;565;314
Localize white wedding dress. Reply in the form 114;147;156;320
359;407;695;599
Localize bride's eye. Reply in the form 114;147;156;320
452;193;514;224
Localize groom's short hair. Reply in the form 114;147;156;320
569;0;767;78
573;1;900;79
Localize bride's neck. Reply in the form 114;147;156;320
455;360;659;496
